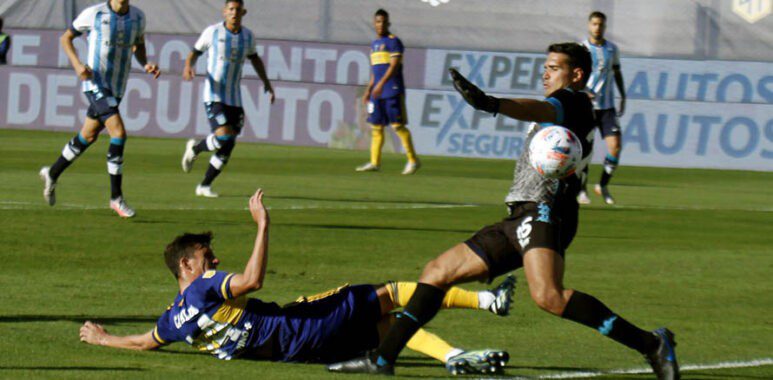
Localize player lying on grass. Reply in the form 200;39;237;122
79;189;515;374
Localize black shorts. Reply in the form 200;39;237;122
465;202;574;282
205;102;245;132
595;108;620;138
85;89;121;124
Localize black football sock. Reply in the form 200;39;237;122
49;133;91;180
375;283;446;365
599;154;619;187
193;134;221;155
562;291;658;354
200;137;235;187
107;138;125;200
201;164;221;186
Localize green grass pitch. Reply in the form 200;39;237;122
0;129;771;379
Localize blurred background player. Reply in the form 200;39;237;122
0;17;10;65
356;9;420;175
181;0;275;198
78;189;515;375
578;11;626;205
38;0;160;218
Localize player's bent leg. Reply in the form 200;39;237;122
104;114;134;218
198;127;237;197
42;118;103;205
383;277;515;316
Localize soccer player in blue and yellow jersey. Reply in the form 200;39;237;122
578;11;627;205
356;9;420;175
79;189;515;374
39;0;160;218
181;0;275;198
0;17;10;65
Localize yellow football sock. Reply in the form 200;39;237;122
370;124;384;166
406;328;456;363
387;282;479;309
392;124;417;163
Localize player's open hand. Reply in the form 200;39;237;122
75;64;93;81
249;189;269;226
372;83;383;100
182;65;195;81
144;63;161;79
265;86;276;104
449;68;499;114
80;321;107;346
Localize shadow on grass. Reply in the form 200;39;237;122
0;315;158;323
0;366;145;372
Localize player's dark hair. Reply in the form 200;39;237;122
547;42;592;86
0;17;4;30
164;232;213;278
589;11;606;21
375;9;389;19
225;0;244;5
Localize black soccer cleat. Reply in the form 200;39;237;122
327;355;394;375
645;328;680;380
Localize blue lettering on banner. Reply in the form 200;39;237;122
717;74;753;103
759;76;773;103
654;114;688;155
693;115;722;156
447;133;523;158
763;120;773;159
720;117;758;158
465;54;488;87
623;113;651;153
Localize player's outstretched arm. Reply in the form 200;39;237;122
449;68;557;123
132;36;160;79
79;321;160;351
249;54;275;104
229;189;270;298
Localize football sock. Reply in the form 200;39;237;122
387;282;480;310
107;137;125;200
49;133;92;180
406;328;459;363
201;136;235;186
375;283;446;365
193;133;222;155
561;291;658;354
370;124;384;166
599;153;619;187
392;124;417;163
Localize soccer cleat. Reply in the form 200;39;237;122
445;349;509;375
488;274;516;316
196;185;219;198
577;190;591;204
401;160;421;175
645;328;680;380
594;184;615;205
109;197;136;218
355;162;380;172
327;355;394;375
39;166;56;206
181;139;197;173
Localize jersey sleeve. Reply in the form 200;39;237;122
193;26;214;53
387;37;404;58
545;89;583;126
71;6;97;36
135;9;146;43
152;308;174;346
195;270;237;301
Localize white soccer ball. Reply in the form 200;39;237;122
528;125;583;179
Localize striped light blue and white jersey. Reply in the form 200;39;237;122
581;39;620;110
71;3;146;98
194;23;257;107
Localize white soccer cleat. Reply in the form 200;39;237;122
488;274;516;316
401;160;421;175
39;166;56;206
355;162;380;172
181;139;197;173
445;349;509;375
577;190;591;205
196;185;219;198
110;196;136;218
594;184;616;205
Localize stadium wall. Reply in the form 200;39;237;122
0;28;771;171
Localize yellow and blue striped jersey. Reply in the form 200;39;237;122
370;34;405;99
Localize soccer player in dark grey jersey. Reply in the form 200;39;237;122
329;43;679;380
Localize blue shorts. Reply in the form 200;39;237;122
367;95;408;126
85;89;122;124
245;284;382;363
206;102;245;133
595;108;620;138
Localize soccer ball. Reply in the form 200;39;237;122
528;125;583;179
